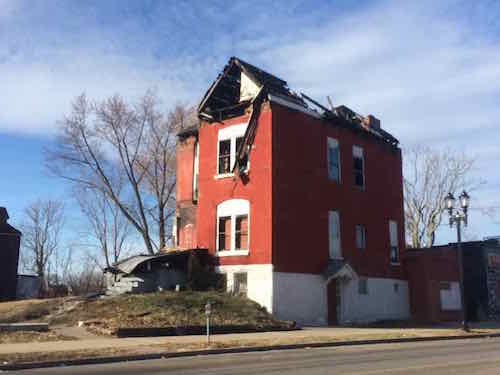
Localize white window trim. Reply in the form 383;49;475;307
216;199;250;256
217;123;249;176
193;140;199;200
327;137;341;183
353;145;365;190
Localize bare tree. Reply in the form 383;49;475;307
64;254;105;295
76;186;129;269
20;199;65;292
46;92;191;254
136;99;196;249
403;146;483;248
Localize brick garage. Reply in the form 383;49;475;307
406;247;462;323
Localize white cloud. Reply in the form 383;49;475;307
0;0;498;240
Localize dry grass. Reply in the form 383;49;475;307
0;292;292;336
0;331;76;344
0;298;64;323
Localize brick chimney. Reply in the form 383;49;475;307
0;207;8;224
363;114;381;130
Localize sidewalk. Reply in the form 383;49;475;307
2;324;500;356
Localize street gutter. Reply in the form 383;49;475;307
2;332;500;371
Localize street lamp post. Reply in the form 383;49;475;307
445;191;470;331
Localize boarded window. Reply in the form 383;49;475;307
234;272;248;296
235;215;248;250
389;220;399;263
440;281;461;311
218;216;231;250
328;210;342;259
355;225;366;249
358;278;368;295
353;146;364;189
327;138;340;182
218;139;231;174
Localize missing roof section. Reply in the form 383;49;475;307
198;57;306;121
198;57;399;147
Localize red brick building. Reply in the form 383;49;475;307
175;57;409;324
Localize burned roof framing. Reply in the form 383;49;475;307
195;56;399;149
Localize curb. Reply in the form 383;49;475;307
2;332;500;371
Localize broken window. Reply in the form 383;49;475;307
389;220;400;263
235;136;248;171
217;124;249;176
235;215;248;250
355;225;366;250
233;272;248;296
327;138;340;182
218;216;231;251
353;146;364;189
218;140;231;174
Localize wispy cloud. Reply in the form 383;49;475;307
1;0;499;239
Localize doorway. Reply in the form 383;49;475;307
327;279;341;325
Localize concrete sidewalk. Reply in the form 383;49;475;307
2;324;500;355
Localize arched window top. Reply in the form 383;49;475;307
217;199;249;217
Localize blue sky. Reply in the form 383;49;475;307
1;0;499;246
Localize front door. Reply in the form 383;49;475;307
327;279;341;325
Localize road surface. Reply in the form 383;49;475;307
16;337;500;374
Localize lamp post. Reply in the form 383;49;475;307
445;191;470;331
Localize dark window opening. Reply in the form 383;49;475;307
353;156;364;189
235;215;248;249
234;272;247;296
218;140;231;174
218;216;231;250
235;136;248;171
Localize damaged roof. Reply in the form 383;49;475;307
196;56;399;147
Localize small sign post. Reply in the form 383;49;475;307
205;301;212;345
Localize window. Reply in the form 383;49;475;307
327;137;340;182
353;146;365;189
233;272;248;296
358;278;368;295
218;216;231;251
218;140;231;174
389;220;400;263
217;124;248;176
440;281;461;311
235;215;248;250
193;141;199;201
355;225;366;249
328;210;342;259
216;199;250;255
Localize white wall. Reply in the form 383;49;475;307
339;277;410;324
273;272;328;326
216;264;273;313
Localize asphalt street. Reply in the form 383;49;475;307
15;337;500;374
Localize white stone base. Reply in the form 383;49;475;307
216;264;273;313
215;265;410;325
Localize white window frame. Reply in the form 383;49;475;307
328;210;342;259
355;224;366;250
389;219;400;264
216;123;249;178
216;199;250;256
353;145;365;190
327;137;341;182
